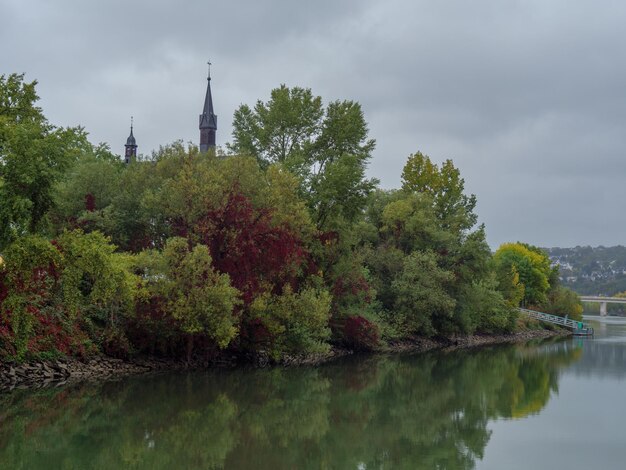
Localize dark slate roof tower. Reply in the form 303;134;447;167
199;61;217;152
124;117;137;164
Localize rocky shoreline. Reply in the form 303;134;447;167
0;356;192;391
0;327;570;391
385;327;573;354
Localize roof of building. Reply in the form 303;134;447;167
199;75;217;130
126;124;136;146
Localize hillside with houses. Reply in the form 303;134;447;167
544;246;626;296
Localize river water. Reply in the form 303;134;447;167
0;318;624;469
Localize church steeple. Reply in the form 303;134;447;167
199;61;217;152
124;117;137;164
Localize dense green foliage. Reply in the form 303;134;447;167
140;237;241;355
494;242;583;321
229;85;377;230
0;74;89;248
0;76;582;362
0;231;137;360
359;152;518;337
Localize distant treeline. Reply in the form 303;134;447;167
544;246;626;296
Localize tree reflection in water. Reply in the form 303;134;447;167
0;340;581;469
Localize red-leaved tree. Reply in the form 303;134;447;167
343;316;380;351
194;190;307;305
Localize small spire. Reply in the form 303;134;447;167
126;116;136;146
124;116;137;164
199;62;217;131
199;61;217;152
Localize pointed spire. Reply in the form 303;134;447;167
124;116;137;164
126;116;136;146
199;61;217;131
199;60;217;152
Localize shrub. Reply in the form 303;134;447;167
343;315;380;351
135;238;241;360
0;231;138;361
249;285;331;359
459;278;518;334
546;286;583;321
0;235;63;360
391;250;456;337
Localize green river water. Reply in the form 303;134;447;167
1;317;624;469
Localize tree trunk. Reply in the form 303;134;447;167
186;335;194;366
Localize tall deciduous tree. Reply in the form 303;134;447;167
229;85;377;229
360;152;515;336
231;86;322;165
401;151;477;231
0;74;88;249
493;243;552;306
391;250;456;336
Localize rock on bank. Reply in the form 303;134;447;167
1;327;570;391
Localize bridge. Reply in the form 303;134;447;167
579;296;626;316
518;308;594;335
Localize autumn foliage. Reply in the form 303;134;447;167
0;76;583;364
0;237;94;360
196;190;306;304
343;316;380;351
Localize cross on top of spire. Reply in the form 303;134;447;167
207;60;212;80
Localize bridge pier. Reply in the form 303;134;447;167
580;296;626;316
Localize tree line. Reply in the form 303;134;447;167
0;74;582;362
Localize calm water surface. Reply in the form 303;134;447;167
1;318;625;469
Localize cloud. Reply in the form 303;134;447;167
2;0;626;247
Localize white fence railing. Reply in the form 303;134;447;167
518;308;589;331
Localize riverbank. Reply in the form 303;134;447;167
0;327;571;391
385;327;572;354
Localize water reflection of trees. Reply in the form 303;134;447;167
0;342;580;469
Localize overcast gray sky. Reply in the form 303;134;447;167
2;0;625;248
